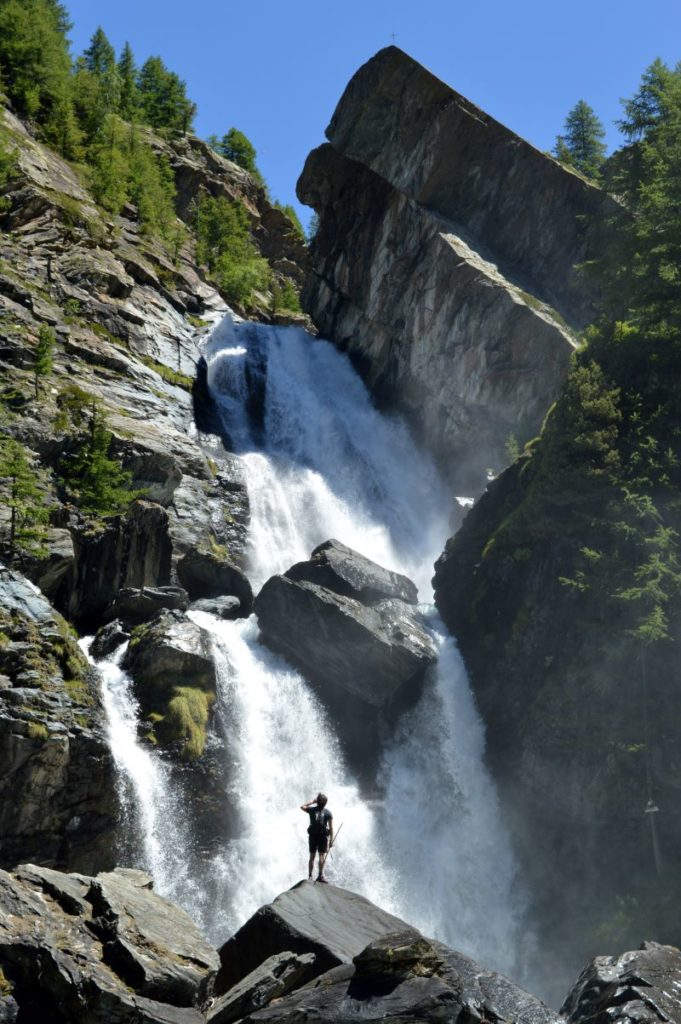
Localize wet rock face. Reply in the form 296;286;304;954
298;47;615;489
0;864;218;1023
0;569;118;873
561;942;681;1024
217;882;559;1024
254;541;435;778
215;880;417;994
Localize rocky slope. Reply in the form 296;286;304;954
3;869;679;1024
297;46;615;490
0;99;305;864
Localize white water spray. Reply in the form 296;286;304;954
94;313;522;976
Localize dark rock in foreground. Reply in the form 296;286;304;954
239;927;559;1024
216;880;417;994
254;542;435;779
0;863;217;1023
208;951;317;1024
562;941;681;1024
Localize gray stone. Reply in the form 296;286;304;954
91;620;131;661
208;952;317;1024
216;880;412;994
0;864;217;1022
104;586;190;625
189;596;242;620
177;548;253;612
89;868;219;1006
297;47;615;489
123;609;216;706
254;574;435;709
286;539;418;605
561;942;681;1024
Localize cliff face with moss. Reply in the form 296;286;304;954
433;323;681;978
0;97;305;867
297;47;615;489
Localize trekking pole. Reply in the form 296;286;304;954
327;822;343;858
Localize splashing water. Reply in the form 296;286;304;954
93;313;523;976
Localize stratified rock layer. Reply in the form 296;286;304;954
0;569;117;872
298;47;614;488
0;864;218;1023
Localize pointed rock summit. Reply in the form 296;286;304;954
298;47;617;489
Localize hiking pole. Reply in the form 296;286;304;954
327;822;343;859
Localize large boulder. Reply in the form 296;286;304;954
177;548;253;614
122;609;217;759
216;880;414;994
254;543;435;778
286;539;418;605
0;567;118;873
297;47;616;489
561;942;681;1024
0;863;217;1023
225;922;559;1024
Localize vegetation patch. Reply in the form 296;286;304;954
141;355;193;391
27;721;49;742
160;686;214;760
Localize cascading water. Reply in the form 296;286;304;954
92;312;523;978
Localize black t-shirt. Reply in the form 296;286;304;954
307;805;332;835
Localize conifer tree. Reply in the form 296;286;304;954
137;56;195;137
554;99;607;179
213;127;262;180
82;26;120;122
34;324;55;397
0;0;73;131
118;42;140;121
0;437;49;559
61;402;142;516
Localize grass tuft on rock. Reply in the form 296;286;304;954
162;686;214;759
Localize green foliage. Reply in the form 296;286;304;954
60;401;142;516
273;200;305;239
0;436;49;559
0;125;18;215
210;127;261;179
117;42;139;121
554;99;607;179
141;355;193;390
271;279;301;313
27;721;49;741
34;322;55;397
162;686;213;759
87;116;178;237
138;56;195;137
195;194;270;306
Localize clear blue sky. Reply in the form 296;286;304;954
65;0;681;228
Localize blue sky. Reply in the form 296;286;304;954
64;0;681;228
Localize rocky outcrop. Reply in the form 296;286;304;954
208;952;317;1024
0;863;218;1023
298;47;615;489
215;880;419;993
177;549;253;614
254;542;436;779
562;942;681;1024
217;883;559;1024
0;568;118;872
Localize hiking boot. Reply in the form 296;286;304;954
317;875;328;883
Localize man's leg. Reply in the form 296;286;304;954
308;838;315;879
317;839;329;880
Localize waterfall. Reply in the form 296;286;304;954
93;313;523;978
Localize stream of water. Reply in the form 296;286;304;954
88;314;523;978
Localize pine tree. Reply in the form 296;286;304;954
137;56;195;137
619;58;673;142
0;0;73;128
216;127;261;178
0;436;49;559
34;323;55;397
61;402;142;516
118;42;139;121
82;26;120;121
554;99;607;179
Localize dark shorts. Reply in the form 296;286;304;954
308;833;329;854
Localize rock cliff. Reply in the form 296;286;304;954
0;98;306;862
297;47;614;489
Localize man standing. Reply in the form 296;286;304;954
301;792;333;883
